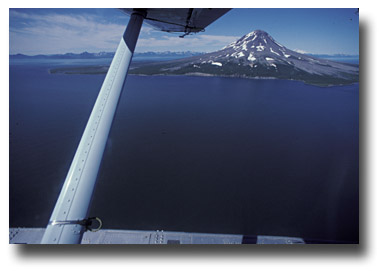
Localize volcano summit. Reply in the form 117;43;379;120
130;30;359;86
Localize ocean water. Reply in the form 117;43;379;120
9;60;359;243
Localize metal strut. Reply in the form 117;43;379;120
49;217;102;232
41;9;146;244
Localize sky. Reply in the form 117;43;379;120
9;8;359;56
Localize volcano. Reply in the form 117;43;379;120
130;30;359;86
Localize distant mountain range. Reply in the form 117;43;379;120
9;51;203;59
128;30;359;86
10;51;114;59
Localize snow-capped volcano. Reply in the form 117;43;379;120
215;30;292;66
130;30;359;86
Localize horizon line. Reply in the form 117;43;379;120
9;51;360;57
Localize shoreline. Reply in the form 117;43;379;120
48;66;359;88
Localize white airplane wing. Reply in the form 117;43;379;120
120;8;231;35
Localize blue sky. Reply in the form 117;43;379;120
9;8;359;55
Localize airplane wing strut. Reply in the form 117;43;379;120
41;10;146;244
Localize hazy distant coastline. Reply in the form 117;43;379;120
10;51;359;61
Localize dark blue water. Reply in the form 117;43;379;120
9;61;359;243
